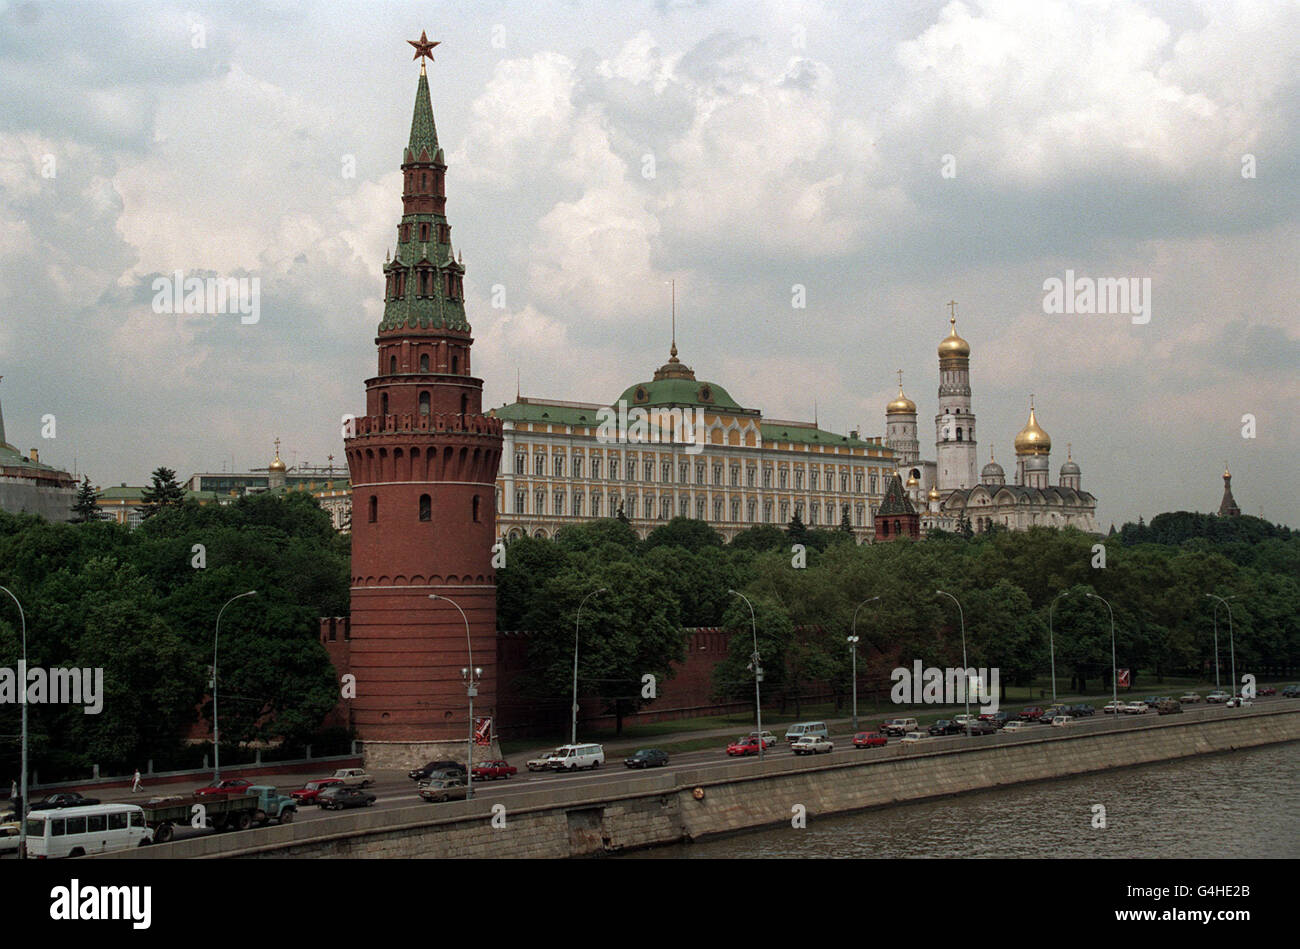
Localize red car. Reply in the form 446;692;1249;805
471;760;517;781
1256;686;1276;696
853;732;888;748
726;738;764;757
290;778;344;804
193;778;253;797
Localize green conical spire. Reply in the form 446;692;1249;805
406;69;439;161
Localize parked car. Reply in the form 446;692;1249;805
193;778;253;797
900;731;929;743
1179;692;1202;703
1049;715;1074;727
549;743;605;771
409;760;466;782
624;749;670;769
1206;691;1230;704
1122;702;1149;714
929;719;962;736
525;750;563;773
1102;701;1125;714
726;737;765;757
471;760;517;781
745;731;779;748
783;722;829;742
1281;685;1300;698
290;778;344;805
30;792;101;809
1156;699;1183;715
1018;706;1045;721
321;787;376;810
852;732;888;748
1002;721;1034;733
1070;704;1096;717
332;768;373;789
418;775;468;803
791;735;834;755
881;718;919;736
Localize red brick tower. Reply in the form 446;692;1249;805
343;42;503;767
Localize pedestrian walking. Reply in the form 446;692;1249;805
132;769;143;792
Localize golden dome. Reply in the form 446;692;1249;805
1014;404;1051;456
938;316;970;358
927;487;941;500
886;386;917;415
906;473;919;486
269;439;287;472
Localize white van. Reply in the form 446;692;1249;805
25;804;152;858
784;722;829;742
549;743;605;772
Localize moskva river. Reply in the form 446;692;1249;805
623;742;1299;858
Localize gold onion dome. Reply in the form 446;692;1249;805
1015;405;1051;455
269;446;287;472
886;386;916;415
906;473;919;486
928;486;941;500
938;316;970;358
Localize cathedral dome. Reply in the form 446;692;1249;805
1060;457;1080;476
937;316;970;358
269;444;287;472
927;486;941;501
981;458;1005;482
886;386;916;415
1014;405;1051;456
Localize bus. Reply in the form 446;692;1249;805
25;804;152;858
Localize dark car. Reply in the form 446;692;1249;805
31;792;101;809
409;760;466;782
963;721;998;736
853;732;889;748
1142;696;1163;708
624;749;670;769
979;711;1012;728
1070;703;1096;717
929;720;962;736
1282;685;1300;698
321;787;376;810
1018;706;1045;721
1156;699;1183;715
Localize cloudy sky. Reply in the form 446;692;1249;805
1;0;1296;528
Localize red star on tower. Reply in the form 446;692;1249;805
408;30;439;68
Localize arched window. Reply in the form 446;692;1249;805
451;355;459;374
419;494;431;521
368;496;377;523
419;391;431;416
472;495;481;522
380;393;388;416
956;427;963;442
419;223;429;242
419;354;429;372
389;355;397;374
460;393;468;414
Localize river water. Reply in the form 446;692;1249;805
623;742;1299;858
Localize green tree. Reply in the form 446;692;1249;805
71;477;101;523
140;466;185;519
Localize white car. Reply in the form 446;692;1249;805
791;735;834;755
332;767;373;788
527;749;563;772
953;714;980;727
900;731;929;743
1121;702;1149;714
1002;721;1034;732
1102;701;1125;714
1049;715;1074;727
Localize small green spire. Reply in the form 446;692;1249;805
406;70;439;161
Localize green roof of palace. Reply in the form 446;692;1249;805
616;377;745;411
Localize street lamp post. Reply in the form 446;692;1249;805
849;596;881;732
1048;591;1070;707
1;586;28;859
571;588;606;746
430;593;478;800
728;589;764;761
1206;594;1239;700
935;590;970;735
1085;593;1118;715
213;590;257;782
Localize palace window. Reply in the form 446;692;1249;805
809;505;818;525
680;463;688;483
780;501;789;521
713;465;723;484
826;502;834;522
840;473;849;493
779;469;788;489
870;474;878;494
644;461;654;481
680;498;689;518
747;500;756;522
696;499;706;519
795;470;804;490
713;499;724;521
856;504;864;526
514;490;524;513
592;458;601;480
810;470;819;490
762;468;772;488
662;462;672;482
591;495;601;517
660;497;670;520
515;453;524;473
855;473;863;493
554;456;564;477
763;501;773;523
696;464;705;484
730;499;740;522
747;467;756;487
573;493;582;516
609;458;619;480
534;455;545;476
628;496;637;517
554;491;564;515
536;490;545;514
730;466;739;486
573;457;583;479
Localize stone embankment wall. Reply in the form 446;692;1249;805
103;703;1300;859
